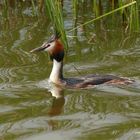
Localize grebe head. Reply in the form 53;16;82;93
30;32;64;62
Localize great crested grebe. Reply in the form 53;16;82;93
30;33;132;88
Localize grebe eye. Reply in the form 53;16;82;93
46;44;50;48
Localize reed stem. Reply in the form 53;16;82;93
69;1;137;32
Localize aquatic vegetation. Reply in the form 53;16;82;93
70;1;139;32
44;0;68;48
0;0;139;47
0;1;140;140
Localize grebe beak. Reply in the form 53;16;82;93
30;32;61;53
30;42;49;53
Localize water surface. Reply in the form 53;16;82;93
0;1;140;140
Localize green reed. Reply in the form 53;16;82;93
72;0;79;36
2;0;9;20
70;0;139;33
31;0;37;16
129;1;139;31
44;0;68;48
0;0;139;46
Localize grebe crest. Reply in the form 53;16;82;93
30;33;133;88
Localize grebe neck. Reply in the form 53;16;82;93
49;59;64;84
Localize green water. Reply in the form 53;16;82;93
0;1;140;140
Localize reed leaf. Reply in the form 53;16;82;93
44;0;68;48
72;0;78;36
3;0;9;20
69;1;138;32
31;0;37;16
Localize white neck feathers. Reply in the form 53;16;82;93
49;59;63;84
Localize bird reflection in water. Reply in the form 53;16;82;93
46;84;65;130
47;84;65;117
